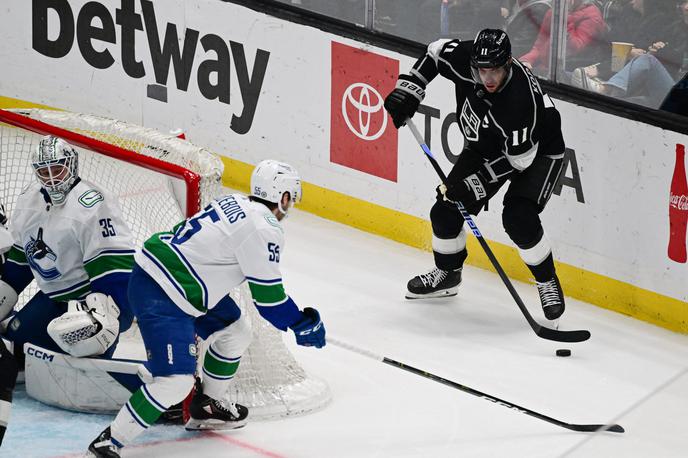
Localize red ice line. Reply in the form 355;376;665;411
51;430;286;458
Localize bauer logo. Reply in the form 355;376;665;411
31;0;269;135
330;42;398;182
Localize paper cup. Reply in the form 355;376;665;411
611;42;633;72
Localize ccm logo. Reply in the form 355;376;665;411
27;346;55;362
298;322;323;336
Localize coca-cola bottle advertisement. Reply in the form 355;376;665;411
668;143;687;263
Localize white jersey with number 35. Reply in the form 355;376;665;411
137;194;286;317
8;180;135;301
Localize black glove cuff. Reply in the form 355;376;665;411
395;74;426;102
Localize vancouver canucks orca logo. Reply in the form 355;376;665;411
25;227;61;280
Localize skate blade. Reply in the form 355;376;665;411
184;418;248;431
405;286;459;300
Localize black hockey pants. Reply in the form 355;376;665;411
431;147;564;280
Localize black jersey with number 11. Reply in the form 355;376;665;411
409;39;565;178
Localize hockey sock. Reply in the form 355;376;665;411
526;253;556;282
201;315;251;400
110;374;194;445
202;344;242;400
432;228;468;271
516;232;555;282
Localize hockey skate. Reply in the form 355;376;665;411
536;275;565;322
406;267;462;299
185;380;249;431
88;427;121;458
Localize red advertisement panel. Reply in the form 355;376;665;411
330;42;399;182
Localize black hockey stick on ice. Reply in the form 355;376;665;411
329;336;624;433
405;118;590;343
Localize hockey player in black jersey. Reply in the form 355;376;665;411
384;29;566;321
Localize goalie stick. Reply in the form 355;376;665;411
405;118;590;343
329;336;624;434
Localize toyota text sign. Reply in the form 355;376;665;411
330;42;398;182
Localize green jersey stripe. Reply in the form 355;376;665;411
50;284;91;302
247;281;287;304
143;233;205;312
6;246;27;264
128;388;165;427
84;253;134;279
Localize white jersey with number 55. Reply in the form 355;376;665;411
137;194;291;320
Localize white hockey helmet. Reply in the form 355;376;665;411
32;135;79;206
250;160;302;215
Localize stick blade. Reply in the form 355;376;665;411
567;423;625;433
536;326;591;343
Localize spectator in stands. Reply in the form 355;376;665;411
662;0;688;80
416;0;506;44
520;0;608;75
375;0;425;42
287;0;366;25
660;71;688;116
570;0;682;108
505;0;552;58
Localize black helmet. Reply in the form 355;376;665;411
470;29;512;86
470;29;511;69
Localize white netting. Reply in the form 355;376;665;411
0;108;330;419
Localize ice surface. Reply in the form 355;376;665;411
3;208;688;458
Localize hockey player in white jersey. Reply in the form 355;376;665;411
0;136;135;366
0;202;18;447
88;160;326;458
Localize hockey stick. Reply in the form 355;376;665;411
405;118;590;343
328;336;624;433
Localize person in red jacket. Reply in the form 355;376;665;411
520;0;608;74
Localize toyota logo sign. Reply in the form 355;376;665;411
341;82;387;141
330;42;398;182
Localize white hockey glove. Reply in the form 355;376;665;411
47;293;121;357
0;279;18;323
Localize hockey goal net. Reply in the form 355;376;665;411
0;108;331;419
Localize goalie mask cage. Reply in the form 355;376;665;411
0;108;331;419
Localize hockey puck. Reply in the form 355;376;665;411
556;349;571;357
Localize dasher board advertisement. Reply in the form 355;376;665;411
0;0;685;327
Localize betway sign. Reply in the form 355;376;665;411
32;0;269;134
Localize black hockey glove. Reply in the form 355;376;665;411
290;307;326;348
0;203;6;226
438;172;488;205
384;75;426;129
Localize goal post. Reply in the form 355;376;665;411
0;108;331;419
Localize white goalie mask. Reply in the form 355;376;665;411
250;160;302;215
32;135;79;206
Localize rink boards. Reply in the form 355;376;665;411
0;0;685;331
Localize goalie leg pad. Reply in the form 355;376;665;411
112;374;195;446
201;313;251;400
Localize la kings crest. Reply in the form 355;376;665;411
459;99;481;142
